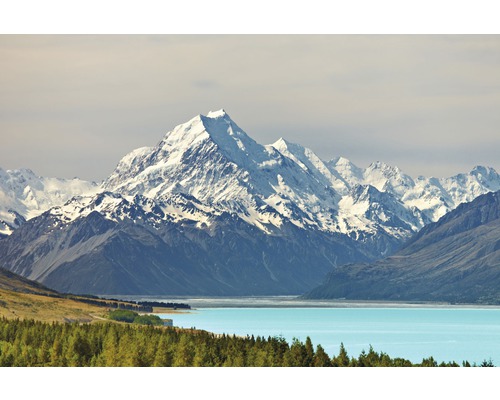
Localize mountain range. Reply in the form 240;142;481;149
305;190;500;303
0;109;498;296
0;167;97;237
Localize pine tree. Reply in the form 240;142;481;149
117;330;142;366
420;356;438;367
332;342;350;367
194;342;217;367
37;339;51;366
304;337;315;367
283;338;308;367
102;326;120;366
253;348;270;367
66;330;91;367
153;335;173;367
0;342;14;367
50;334;66;366
172;334;194;367
313;344;331;367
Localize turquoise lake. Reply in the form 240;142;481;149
159;307;500;364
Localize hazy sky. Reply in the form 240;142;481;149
1;35;499;181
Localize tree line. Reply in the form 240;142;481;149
66;297;155;312
13;289;192;313
0;317;489;367
21;291;156;313
101;299;191;310
108;309;164;326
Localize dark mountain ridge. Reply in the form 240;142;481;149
305;191;500;303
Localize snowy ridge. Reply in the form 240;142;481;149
1;110;499;247
0;167;98;235
45;190;258;238
102;109;500;243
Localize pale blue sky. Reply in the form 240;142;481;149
1;35;499;181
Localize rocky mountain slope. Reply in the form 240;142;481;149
0;267;58;296
0;191;368;295
305;190;500;303
0;109;498;295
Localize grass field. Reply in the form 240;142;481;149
0;267;186;322
0;288;109;322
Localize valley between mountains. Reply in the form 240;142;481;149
0;109;499;300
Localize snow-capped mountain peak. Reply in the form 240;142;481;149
206;108;228;118
271;137;292;150
470;165;500;187
2;109;499;254
325;156;364;190
99;110;500;243
105;110;274;201
103;110;346;233
271;137;349;194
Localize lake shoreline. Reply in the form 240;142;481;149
104;295;500;310
155;306;500;364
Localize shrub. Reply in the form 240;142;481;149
132;315;164;326
108;309;138;323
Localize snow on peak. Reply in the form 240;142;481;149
271;137;306;157
270;138;312;163
367;161;395;172
327;156;364;189
470;165;499;181
271;137;288;150
104;110;264;205
271;138;311;170
206;109;228;118
115;147;153;171
328;157;359;172
0;167;99;233
155;109;249;160
330;156;352;166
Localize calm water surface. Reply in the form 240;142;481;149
160;307;500;364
